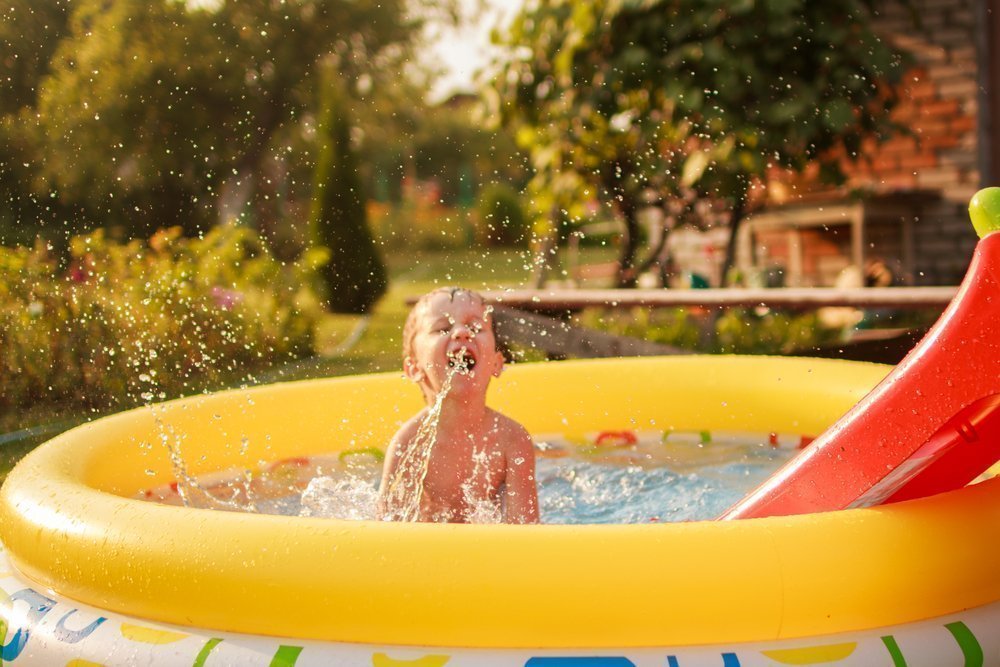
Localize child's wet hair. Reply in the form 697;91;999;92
402;287;507;362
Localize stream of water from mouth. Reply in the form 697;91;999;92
378;352;470;522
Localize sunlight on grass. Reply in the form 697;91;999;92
293;246;567;380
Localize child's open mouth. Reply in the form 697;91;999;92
446;348;477;374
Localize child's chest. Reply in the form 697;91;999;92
423;442;505;502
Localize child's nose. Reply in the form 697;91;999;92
452;324;472;339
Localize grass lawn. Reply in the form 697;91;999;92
266;244;617;380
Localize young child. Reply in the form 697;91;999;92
377;287;539;524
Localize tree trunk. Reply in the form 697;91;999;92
615;197;641;288
720;193;748;287
633;211;673;282
531;206;563;288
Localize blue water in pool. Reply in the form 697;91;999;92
533;432;796;523
236;431;800;524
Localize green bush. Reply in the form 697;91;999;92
714;309;842;354
0;225;328;413
581;306;841;354
477;183;528;247
581;307;703;350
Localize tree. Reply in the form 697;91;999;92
478;182;528;247
308;61;387;314
496;0;906;287
356;90;529;211
0;1;71;117
21;0;417;237
0;0;74;244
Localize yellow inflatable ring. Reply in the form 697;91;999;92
3;356;1000;651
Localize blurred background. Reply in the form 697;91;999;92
1;0;997;469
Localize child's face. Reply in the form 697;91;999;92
404;291;504;402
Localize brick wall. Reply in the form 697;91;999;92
767;0;986;286
855;0;983;284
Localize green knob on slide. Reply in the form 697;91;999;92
969;187;1000;239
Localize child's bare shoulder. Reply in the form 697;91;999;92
391;410;429;448
489;410;533;454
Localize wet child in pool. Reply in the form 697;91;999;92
377;287;539;524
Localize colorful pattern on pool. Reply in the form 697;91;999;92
1;546;998;666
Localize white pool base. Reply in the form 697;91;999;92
2;548;998;667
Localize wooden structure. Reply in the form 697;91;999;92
735;193;940;288
478;286;957;313
404;287;956;363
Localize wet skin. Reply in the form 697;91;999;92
378;291;539;523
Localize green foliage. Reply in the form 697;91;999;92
0;1;75;243
370;201;475;251
0;1;70;116
308;62;387;314
360;99;529;252
417;127;521;207
714;309;842;355
477;183;528;247
373;102;529;206
3;0;419;239
0;225;328;413
495;0;908;283
1;0;510;253
581;306;841;354
582;308;704;350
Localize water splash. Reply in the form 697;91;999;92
300;475;379;520
151;405;258;512
461;446;502;524
142;429;797;523
379;348;474;522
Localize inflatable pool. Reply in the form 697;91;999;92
2;189;1000;665
5;356;1000;666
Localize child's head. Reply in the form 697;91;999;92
402;287;504;403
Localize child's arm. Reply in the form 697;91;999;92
503;424;539;524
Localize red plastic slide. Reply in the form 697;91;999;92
721;187;1000;519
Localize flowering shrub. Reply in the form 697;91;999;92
0;225;328;412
